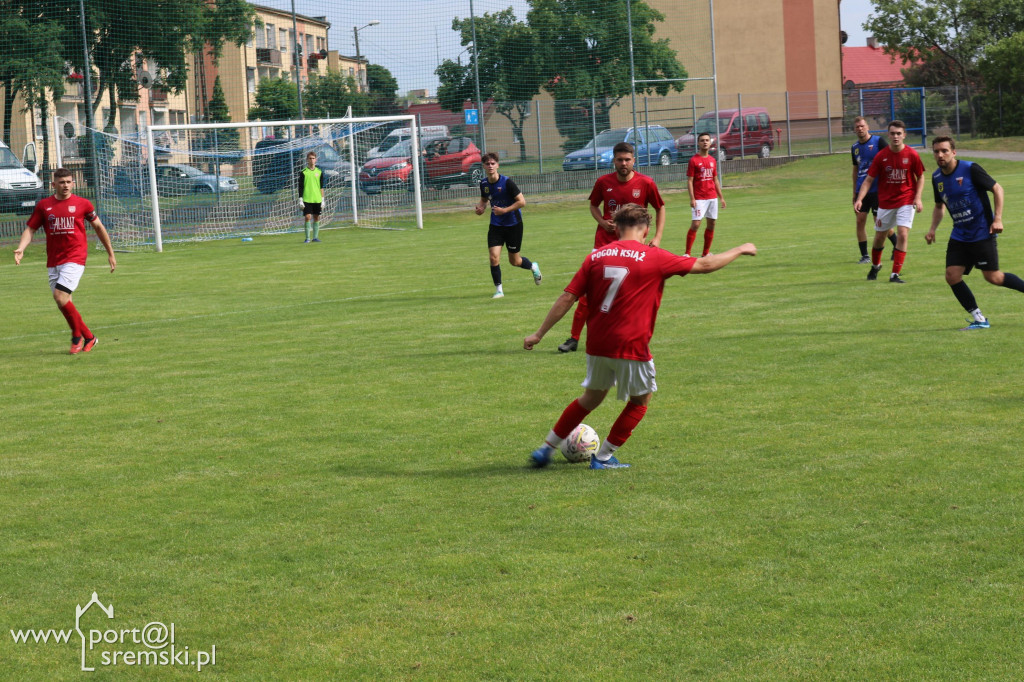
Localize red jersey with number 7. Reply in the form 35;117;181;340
26;194;98;267
565;240;695;361
588;172;665;248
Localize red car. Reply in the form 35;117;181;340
359;136;484;193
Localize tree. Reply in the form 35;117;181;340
0;2;64;148
436;8;546;161
864;0;1024;133
302;70;368;119
977;33;1024;135
366;64;399;115
527;0;687;153
248;77;299;122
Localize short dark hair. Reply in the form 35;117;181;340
697;132;712;142
931;135;956;150
53;168;73;180
888;120;906;132
613;203;651;229
481;152;500;164
852;116;867;125
612;142;635;157
306;151;317;157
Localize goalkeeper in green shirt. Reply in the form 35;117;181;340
298;151;325;242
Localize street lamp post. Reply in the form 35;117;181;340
290;0;303;119
353;20;380;92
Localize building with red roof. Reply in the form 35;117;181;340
842;39;920;89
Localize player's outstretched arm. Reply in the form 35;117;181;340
524;291;578;350
12;227;33;265
690;243;757;274
90;218;117;272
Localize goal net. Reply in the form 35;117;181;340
76;114;424;251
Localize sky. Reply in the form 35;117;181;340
260;0;879;94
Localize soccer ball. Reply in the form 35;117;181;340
561;424;600;463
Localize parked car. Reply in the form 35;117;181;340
307;143;352;185
359;136;483;194
154;163;239;196
366;125;449;160
675;107;774;162
252;138;343;194
562;125;678;171
0;140;43;214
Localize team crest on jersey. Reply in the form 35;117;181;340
632;189;641;199
957;177;964;186
482;186;489;194
902;158;908;165
937;182;944;192
68;205;76;213
854;148;860;156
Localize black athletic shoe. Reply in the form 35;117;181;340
867;265;880;281
557;337;578;353
889;272;906;284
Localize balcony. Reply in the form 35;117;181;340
256;48;282;66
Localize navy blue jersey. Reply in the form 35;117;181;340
932;160;997;243
851;135;886;194
480;174;522;227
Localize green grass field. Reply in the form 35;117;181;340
3;155;1024;680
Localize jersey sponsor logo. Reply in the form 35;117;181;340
590;246;647;263
608;200;618;212
884;166;908;182
606;187;613;192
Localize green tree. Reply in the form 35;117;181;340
527;0;687;152
302;69;368;119
436;8;546;161
248;77;299;122
0;2;64;148
976;33;1024;135
366;64;399;115
864;0;1024;132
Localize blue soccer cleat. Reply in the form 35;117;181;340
960;319;990;330
530;446;553;468
531;262;542;285
589;455;630;469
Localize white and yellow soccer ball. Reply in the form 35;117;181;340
560;424;600;463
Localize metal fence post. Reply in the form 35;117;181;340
826;90;832;154
536;100;543;175
785;91;792;157
921;87;928;145
591;97;598;171
738;93;744;158
644;95;651;166
955;86;960;137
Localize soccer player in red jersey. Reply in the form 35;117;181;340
557;142;666;353
525;204;757;469
685;132;727;257
14;168;117;354
853;120;925;283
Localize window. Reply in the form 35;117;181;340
279;28;288;52
254;23;265;48
745;114;757;130
266;24;276;49
759;113;770;129
247;67;256;94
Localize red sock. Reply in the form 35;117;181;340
552;399;592;440
685;228;697;254
569;295;588;341
607;402;648;447
61;302;91;338
892;249;906;274
872;247;884;267
702;229;715;256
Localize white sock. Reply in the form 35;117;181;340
495;284;503;294
970;308;986;322
543;430;563;451
595;440;619;462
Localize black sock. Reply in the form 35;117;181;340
490;265;502;286
1001;272;1024;293
888;233;898;247
950;280;978;312
859;240;868;257
519;257;533;270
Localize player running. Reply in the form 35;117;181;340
474;152;541;298
14;168;116;354
850;116;896;263
685;132;726;257
525;203;756;469
557;142;666;353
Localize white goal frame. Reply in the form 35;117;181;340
145;114;423;252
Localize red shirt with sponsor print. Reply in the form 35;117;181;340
565;240;695;361
686;154;719;200
866;145;925;209
26;194;97;267
588;172;665;248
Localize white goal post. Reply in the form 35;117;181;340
135;114;424;251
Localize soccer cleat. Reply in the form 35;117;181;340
857;255;871;264
69;337;84;355
867;265;880;281
303;239;310;243
82;336;98;353
492;291;505;299
531;262;542;285
530;446;553;468
589;454;630;469
960;319;990;330
311;238;321;242
889;272;906;284
557;337;578;353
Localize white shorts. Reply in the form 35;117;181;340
582;355;658;401
48;263;86;293
692;199;718;222
875;205;915;232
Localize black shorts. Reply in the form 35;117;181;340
947;236;999;274
303;202;322;217
487;221;524;252
855;192;878;216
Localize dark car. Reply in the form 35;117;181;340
359;136;483;194
562;126;678;171
252;138;343;194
